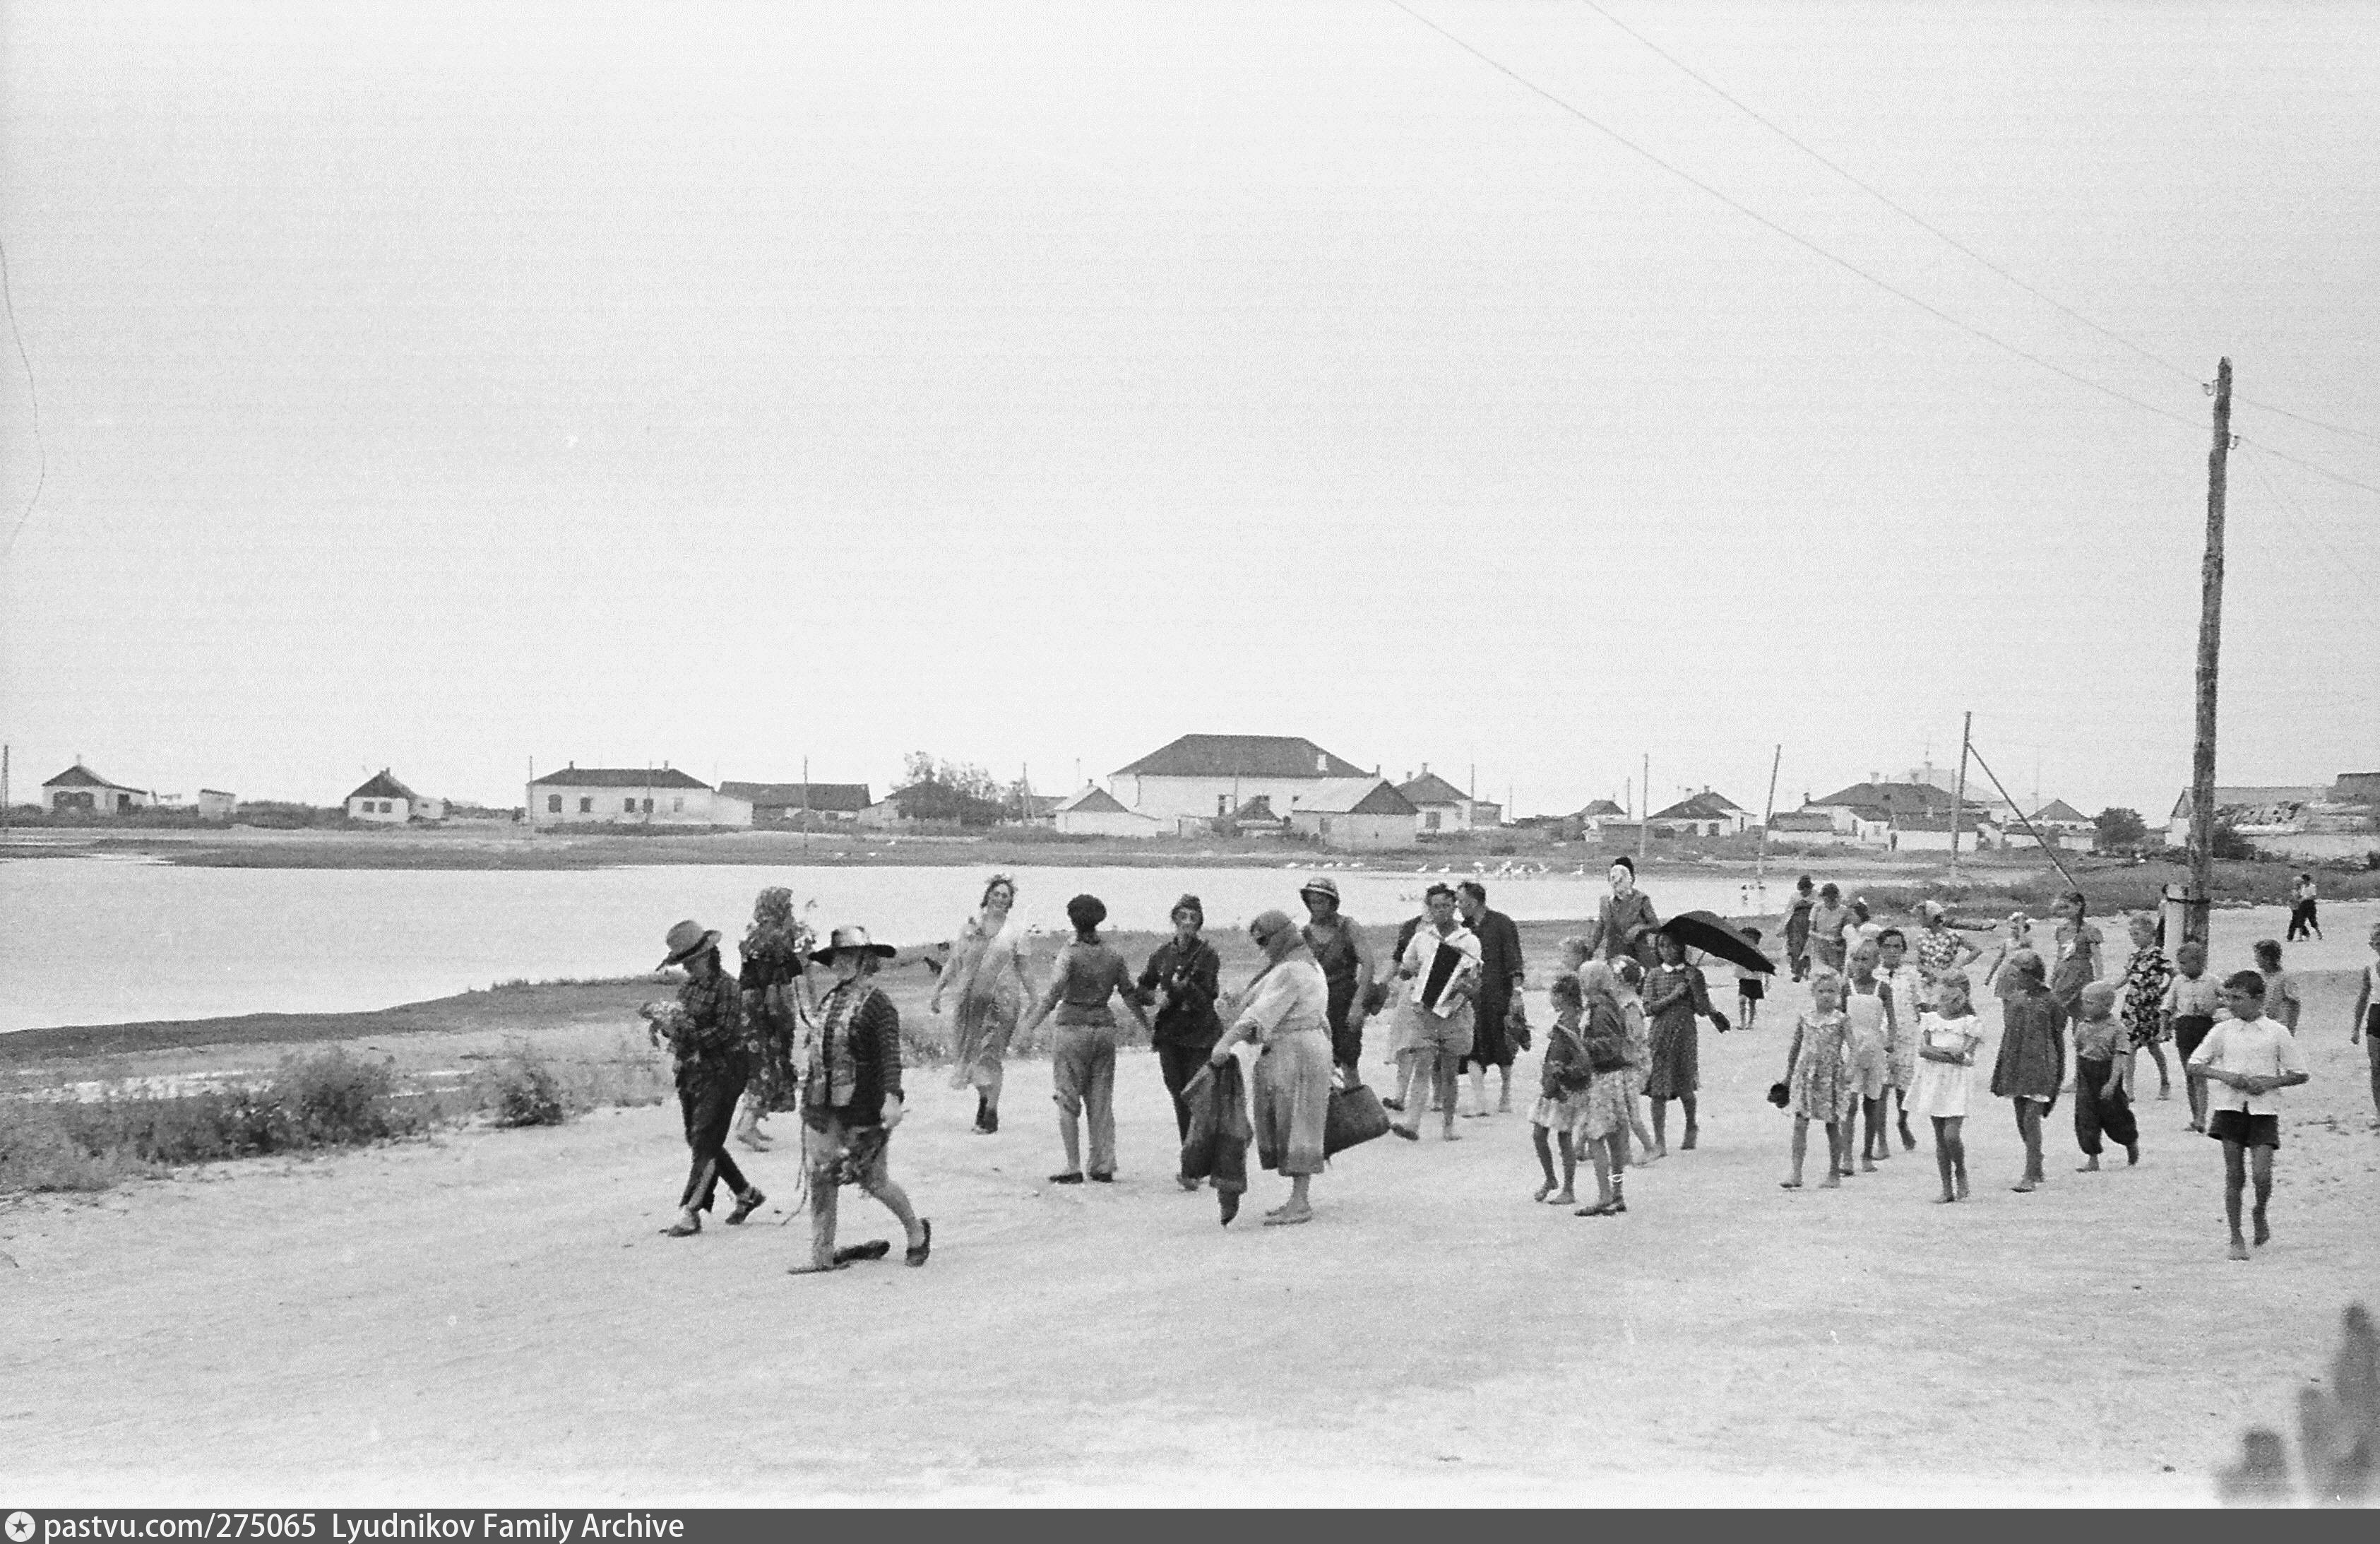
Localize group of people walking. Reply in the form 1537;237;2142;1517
638;864;2372;1273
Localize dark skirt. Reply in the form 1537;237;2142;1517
1463;990;1515;1069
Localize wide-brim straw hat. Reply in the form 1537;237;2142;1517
810;923;898;964
659;919;722;969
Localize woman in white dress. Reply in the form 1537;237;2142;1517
929;874;1037;1134
1908;970;1986;1203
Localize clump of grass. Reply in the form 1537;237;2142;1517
478;1040;567;1128
0;1048;427;1196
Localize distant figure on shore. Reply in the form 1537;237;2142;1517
930;874;1035;1136
1456;881;1526;1116
1808;884;1849;976
734;886;811;1152
1991;950;2064;1194
790;925;930;1274
2287;873;2322;943
644;920;765;1238
1021;893;1153;1184
1783;876;1816;982
1298;877;1377;1087
1585;857;1661;969
1137;893;1223;1184
2187;970;2309;1261
1208;909;1334;1225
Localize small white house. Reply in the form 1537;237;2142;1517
197;789;237;821
1052;785;1164;839
1398;768;1497;834
41;762;152;816
527;764;752;829
1287;778;1420;850
345;769;445;824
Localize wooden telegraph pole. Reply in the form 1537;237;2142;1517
1638;754;1651;872
1948;712;1971;884
1755;743;1780;906
2172;359;2231;949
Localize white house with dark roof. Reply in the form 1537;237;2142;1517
1287;778;1420;850
41;762;152;816
527;764;753;829
1052;785;1164;839
345;769;444;824
1647;789;1754;838
1109;735;1374;824
1396;767;1499;833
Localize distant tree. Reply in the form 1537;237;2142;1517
2093;807;2149;853
901;752;1004;805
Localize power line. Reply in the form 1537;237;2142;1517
1574;0;2380;455
1388;1;2203;435
0;236;46;557
2243;445;2380;586
2235;436;2380;500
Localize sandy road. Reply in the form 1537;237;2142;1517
5;972;2376;1505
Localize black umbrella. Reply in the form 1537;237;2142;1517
1657;910;1775;975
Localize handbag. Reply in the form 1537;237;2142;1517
1323;1079;1391;1157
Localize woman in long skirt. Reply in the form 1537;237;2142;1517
929;874;1036;1134
734;886;813;1149
1641;930;1715;1156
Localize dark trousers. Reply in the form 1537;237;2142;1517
677;1052;751;1212
2073;1057;2138;1155
1157;1041;1208;1142
2286;901;2317;941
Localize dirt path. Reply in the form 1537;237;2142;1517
6;973;2376;1504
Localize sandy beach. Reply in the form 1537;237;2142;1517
6;959;2374;1505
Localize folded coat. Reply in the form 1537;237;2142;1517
1179;1058;1251;1199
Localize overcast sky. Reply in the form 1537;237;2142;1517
2;1;2374;819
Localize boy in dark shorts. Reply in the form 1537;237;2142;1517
2162;942;2221;1134
2186;970;2309;1261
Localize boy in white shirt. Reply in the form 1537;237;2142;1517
2186;970;2311;1261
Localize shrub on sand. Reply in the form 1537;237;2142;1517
479;1042;567;1128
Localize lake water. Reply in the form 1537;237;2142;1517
1;857;2369;1033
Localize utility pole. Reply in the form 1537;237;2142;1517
2;743;10;835
801;756;810;849
2175;357;2231;949
1756;743;1780;907
1638;754;1650;872
1949;712;1972;884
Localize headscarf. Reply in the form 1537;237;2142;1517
745;886;812;961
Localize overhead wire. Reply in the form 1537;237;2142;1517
1573;0;2380;454
2243;445;2380;587
0;235;46;557
1387;2;2203;434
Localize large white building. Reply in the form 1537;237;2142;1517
527;765;753;829
1109;735;1374;824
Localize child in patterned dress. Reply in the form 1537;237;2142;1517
1781;973;1852;1189
1877;929;1924;1152
2120;913;2174;1102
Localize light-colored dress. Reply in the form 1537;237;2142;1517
942;912;1029;1095
1233;955;1333;1177
1881;963;1925;1089
1843;980;1893;1100
1789;1009;1852;1123
1905;1011;1982;1118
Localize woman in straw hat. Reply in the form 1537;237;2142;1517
791;925;931;1275
1298;875;1376;1086
1208;909;1335;1225
930;873;1035;1135
643;920;766;1237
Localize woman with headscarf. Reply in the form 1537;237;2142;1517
1989;949;2066;1193
790;925;930;1275
1208;909;1334;1225
1585;856;1662;970
1137;893;1224;1186
1021;893;1153;1184
733;886;812;1151
930;873;1036;1135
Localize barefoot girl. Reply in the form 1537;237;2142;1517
1877;929;1924;1151
1612;958;1662;1159
1990;950;2064;1192
1781;973;1852;1189
1573;963;1638;1215
1842;940;1899;1171
1908;969;1983;1201
2119;913;2175;1103
1530;974;1593;1204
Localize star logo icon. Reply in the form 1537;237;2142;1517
5;1512;36;1543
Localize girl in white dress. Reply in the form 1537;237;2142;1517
1908;970;1985;1203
